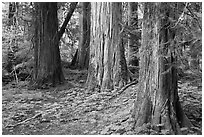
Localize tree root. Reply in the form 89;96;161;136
109;80;138;100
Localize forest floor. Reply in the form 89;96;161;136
2;68;202;135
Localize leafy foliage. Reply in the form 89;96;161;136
2;2;34;84
58;3;80;62
174;2;202;79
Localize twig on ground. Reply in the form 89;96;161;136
4;113;42;128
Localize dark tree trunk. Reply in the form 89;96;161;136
33;2;64;87
132;3;192;134
127;2;140;66
70;49;78;68
8;2;17;26
71;2;90;69
78;2;91;69
57;2;78;42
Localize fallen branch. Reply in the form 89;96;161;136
109;81;138;100
5;113;42;128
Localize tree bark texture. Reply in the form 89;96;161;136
77;2;91;69
86;2;130;91
33;2;64;87
132;3;192;134
127;2;140;66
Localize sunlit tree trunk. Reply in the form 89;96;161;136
33;2;64;87
86;2;130;91
132;3;192;134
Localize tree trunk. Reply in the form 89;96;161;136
70;49;78;68
132;3;192;134
8;2;17;26
77;2;91;69
33;2;64;87
86;2;130;91
57;2;78;42
127;2;139;66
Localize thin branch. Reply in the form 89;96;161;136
171;2;188;29
185;3;202;31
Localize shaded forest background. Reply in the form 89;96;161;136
2;2;202;135
2;2;202;86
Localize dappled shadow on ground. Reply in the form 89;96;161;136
2;68;202;135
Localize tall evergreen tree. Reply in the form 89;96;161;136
132;3;192;134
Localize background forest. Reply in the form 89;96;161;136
2;2;202;135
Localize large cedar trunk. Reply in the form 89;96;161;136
86;2;130;91
33;3;64;87
132;3;192;134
